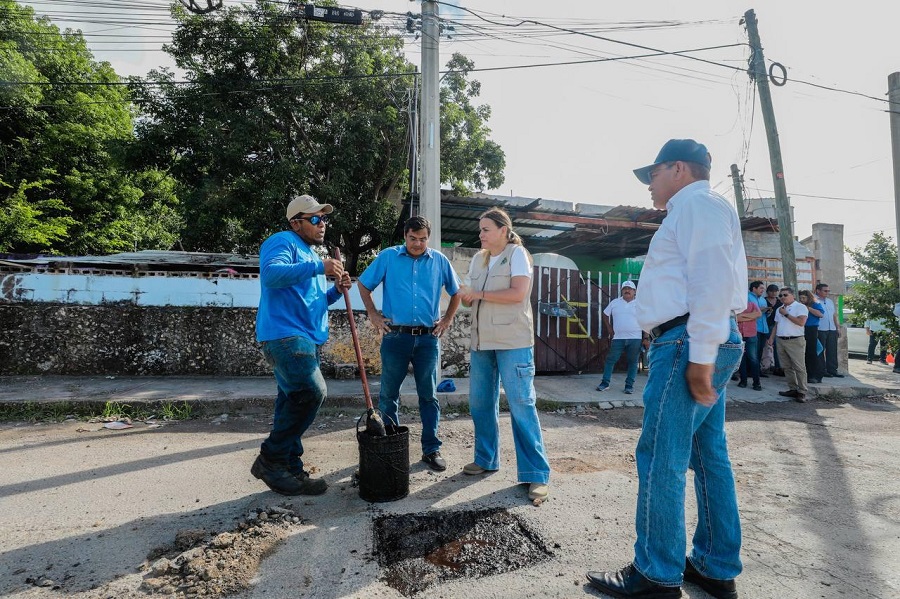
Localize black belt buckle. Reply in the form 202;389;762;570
650;313;690;340
394;325;432;335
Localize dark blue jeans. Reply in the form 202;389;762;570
818;329;839;375
259;336;327;475
601;338;643;389
378;331;441;454
738;335;759;385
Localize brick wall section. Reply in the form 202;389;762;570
0;304;473;376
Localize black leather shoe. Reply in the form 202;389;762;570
586;564;681;598
752;384;762;391
830;373;844;378
683;559;738;599
736;381;747;388
794;393;807;403
778;389;799;397
422;450;447;471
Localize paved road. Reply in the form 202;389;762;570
0;361;898;598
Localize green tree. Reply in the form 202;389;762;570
845;232;900;350
0;0;181;255
131;2;504;272
440;53;505;195
131;1;413;273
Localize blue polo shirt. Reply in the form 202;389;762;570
751;292;769;335
358;245;460;327
806;301;824;327
256;230;342;344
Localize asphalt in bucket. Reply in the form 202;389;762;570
373;508;553;596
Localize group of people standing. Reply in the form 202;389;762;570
252;197;550;503
736;280;844;402
249;137;807;599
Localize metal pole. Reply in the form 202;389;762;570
744;9;797;288
888;72;900;286
731;163;746;218
420;1;441;249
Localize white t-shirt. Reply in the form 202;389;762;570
603;297;642;340
488;245;532;277
774;302;808;337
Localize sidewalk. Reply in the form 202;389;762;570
1;359;895;412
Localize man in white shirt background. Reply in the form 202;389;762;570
769;287;809;402
596;280;648;394
815;283;843;377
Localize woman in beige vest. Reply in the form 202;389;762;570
458;208;551;502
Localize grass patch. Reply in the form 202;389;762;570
0;400;196;423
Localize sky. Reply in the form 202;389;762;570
20;0;900;257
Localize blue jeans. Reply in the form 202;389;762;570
738;335;759;385
469;347;551;484
601;338;643;389
633;321;744;586
259;336;327;475
378;331;441;454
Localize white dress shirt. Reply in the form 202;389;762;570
635;181;748;363
817;297;837;331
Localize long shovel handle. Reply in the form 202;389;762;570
332;248;374;411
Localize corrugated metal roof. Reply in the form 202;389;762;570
439;191;779;260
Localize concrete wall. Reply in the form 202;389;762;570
0;303;473;377
800;223;849;372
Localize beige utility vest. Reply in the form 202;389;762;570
468;244;534;351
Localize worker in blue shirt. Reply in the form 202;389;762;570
251;194;351;496
358;216;461;471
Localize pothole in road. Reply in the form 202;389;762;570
373;508;553;596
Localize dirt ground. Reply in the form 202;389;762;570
1;395;899;598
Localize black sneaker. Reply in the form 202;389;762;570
422;450;447;472
251;454;327;496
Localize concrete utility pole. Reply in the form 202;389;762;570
889;72;900;286
731;163;746;218
744;9;797;288
420;1;441;249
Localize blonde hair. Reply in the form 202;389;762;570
477;207;523;266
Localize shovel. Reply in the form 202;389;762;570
331;248;386;437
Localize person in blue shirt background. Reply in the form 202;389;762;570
798;289;825;383
358;215;461;472
251;194;351;496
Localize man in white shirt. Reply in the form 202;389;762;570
597;280;648;394
815;283;843;377
587;139;745;599
864;318;887;364
769;287;809;402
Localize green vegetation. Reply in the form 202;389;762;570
0;400;196;423
845;232;900;351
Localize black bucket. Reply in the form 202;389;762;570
357;416;410;503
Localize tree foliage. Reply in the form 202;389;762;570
131;1;504;272
131;1;413;272
440;53;505;195
845;231;900;349
0;0;181;255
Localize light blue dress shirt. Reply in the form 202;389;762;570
358;245;460;327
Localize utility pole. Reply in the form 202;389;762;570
420;1;441;249
744;9;796;288
730;164;746;218
889;72;900;286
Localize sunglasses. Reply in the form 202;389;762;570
293;214;330;226
778;293;791;298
